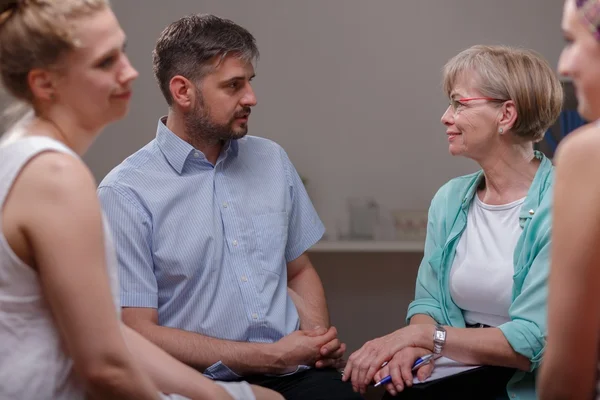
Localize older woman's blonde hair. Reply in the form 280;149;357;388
443;45;563;142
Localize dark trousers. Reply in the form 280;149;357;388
242;368;364;400
380;365;514;400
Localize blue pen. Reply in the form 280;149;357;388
373;354;434;387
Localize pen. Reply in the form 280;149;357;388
411;354;435;371
373;354;434;388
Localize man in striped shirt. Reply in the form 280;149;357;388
99;13;362;400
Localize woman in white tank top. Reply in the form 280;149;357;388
0;1;280;400
538;1;600;399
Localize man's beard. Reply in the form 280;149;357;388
183;92;251;147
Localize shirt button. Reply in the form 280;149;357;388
223;202;228;208
241;275;248;282
193;152;200;158
232;240;238;247
528;209;535;215
252;313;258;320
511;394;516;399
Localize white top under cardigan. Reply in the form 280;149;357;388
450;194;525;327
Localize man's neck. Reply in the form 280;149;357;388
165;109;222;165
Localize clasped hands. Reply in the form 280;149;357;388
270;326;347;374
342;324;436;395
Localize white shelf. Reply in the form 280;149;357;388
309;240;425;253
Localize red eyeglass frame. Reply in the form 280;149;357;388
449;97;507;112
455;97;506;103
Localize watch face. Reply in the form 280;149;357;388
435;331;445;341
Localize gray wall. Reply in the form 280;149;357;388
88;0;565;234
84;3;565;396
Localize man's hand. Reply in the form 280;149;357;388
315;327;346;369
271;327;338;373
373;347;435;397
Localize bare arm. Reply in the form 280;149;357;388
412;314;524;365
437;326;529;370
410;317;531;370
410;312;529;370
124;326;285;400
122;326;234;399
287;253;347;369
409;314;437;325
10;153;160;399
123;307;338;376
287;253;330;330
538;127;600;400
123;308;285;375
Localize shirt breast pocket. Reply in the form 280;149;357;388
252;212;289;275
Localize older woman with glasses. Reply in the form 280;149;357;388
342;45;563;400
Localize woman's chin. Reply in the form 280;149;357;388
448;144;465;157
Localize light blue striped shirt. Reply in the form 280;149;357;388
98;118;325;380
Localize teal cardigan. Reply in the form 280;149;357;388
407;152;553;400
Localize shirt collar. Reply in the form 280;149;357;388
155;117;239;174
156;117;195;174
461;150;553;222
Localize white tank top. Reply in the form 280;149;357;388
0;134;121;399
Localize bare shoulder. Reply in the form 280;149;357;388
554;123;600;170
17;151;97;201
7;151;101;229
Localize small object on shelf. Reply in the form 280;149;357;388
347;197;379;240
391;210;428;241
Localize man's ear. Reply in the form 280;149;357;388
170;75;197;110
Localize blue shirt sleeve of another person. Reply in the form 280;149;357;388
97;184;158;309
279;146;326;261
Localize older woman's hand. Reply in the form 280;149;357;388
373;347;435;396
342;324;432;394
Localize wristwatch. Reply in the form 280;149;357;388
433;324;446;355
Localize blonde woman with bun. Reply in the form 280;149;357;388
0;1;280;399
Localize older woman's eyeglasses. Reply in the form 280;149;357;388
449;97;507;113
